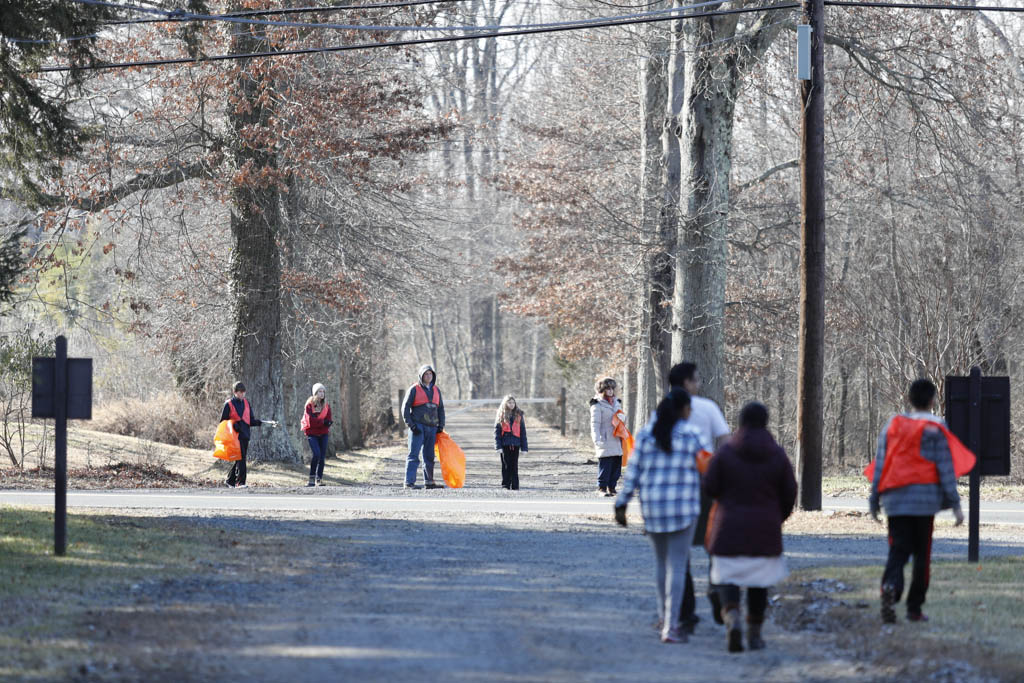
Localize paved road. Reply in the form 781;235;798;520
3;490;1024;525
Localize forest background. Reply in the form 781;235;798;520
2;0;1023;483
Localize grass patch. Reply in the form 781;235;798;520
822;474;1024;502
776;556;1024;680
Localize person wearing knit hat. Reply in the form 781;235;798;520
301;383;333;487
219;381;278;488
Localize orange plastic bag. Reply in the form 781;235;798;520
612;409;634;468
212;420;241;461
434;431;466;489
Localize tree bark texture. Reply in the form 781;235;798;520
670;16;741;409
227;16;296;462
470;295;495;398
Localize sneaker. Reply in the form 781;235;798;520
235;483;248;489
907;612;929;622
403;483;422;489
316;478;323;486
661;628;686;644
223;481;234;488
306;478;316;488
425;482;444;489
597;487;608;497
881;586;897;624
608;487;617;496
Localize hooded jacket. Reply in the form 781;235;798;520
589;395;623;458
703;427;797;557
403;364;445;431
494;411;529;451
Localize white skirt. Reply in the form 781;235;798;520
711;555;788;587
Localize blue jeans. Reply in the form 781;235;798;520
406;425;437;485
598;455;622;489
308;433;328;479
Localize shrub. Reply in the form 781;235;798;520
92;392;215;449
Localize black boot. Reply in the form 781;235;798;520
723;606;743;653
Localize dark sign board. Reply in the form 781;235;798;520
945;375;1010;476
31;357;93;420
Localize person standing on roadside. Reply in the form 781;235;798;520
402;365;446;489
220;381;276;488
868;379;969;624
301;383;333;487
614;389;702;644
667;362;730;632
590;377;625;497
704;402;797;653
494;395;529;490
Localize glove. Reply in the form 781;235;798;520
614;505;627;527
323;419;333;427
953;506;965;527
438;427;445;433
410;425;421;435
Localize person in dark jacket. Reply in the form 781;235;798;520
402;364;445;489
220;381;277;488
301;382;333;487
493;395;529;490
703;401;797;653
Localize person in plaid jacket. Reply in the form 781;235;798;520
614;388;702;644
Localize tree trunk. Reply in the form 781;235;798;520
670;17;741;409
529;325;543;398
469;295;495;397
837;364;850;467
227;18;296;462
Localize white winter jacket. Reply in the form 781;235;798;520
589;396;624;458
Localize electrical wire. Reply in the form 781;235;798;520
37;2;801;72
68;0;742;34
105;0;477;24
824;1;1024;10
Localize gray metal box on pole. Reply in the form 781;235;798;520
797;25;813;80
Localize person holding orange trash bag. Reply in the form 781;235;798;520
590;377;629;496
218;381;276;488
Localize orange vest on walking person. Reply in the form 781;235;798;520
226;398;252;425
863;416;976;493
501;415;522;438
412;384;440;406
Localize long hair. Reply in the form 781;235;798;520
495;395;521;425
652;389;691;453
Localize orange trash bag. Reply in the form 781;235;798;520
434;431;466;489
212;420;241;461
612;409;634;468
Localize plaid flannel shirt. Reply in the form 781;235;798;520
615;419;702;533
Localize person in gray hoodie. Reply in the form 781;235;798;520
402;364;446;489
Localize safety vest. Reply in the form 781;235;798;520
226;398;251;425
501;415;522;438
301;402;329;433
863;416;976;493
412;384;440;406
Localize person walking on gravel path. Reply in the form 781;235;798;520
494;395;529;490
703;401;797;653
301;383;333;487
402;364;446;489
590;377;626;496
614;388;701;644
668;361;730;633
220;381;277;488
868;379;968;624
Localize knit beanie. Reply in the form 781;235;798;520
311;383;326;398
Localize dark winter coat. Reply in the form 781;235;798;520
703;427;797;557
220;397;262;441
402;364;445;431
494;414;529;451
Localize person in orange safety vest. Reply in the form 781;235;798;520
493;395;529;490
867;379;970;624
402;365;446;489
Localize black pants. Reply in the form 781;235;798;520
717;585;768;623
882;515;934;615
501;446;520;490
680;559;696;622
597;455;622;490
226;438;249;486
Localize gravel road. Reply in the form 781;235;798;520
7;408;1022;681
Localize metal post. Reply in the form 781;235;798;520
796;0;827;511
560;387;567;437
54;335;67;556
968;366;981;562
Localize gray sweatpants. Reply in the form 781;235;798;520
647;524;696;638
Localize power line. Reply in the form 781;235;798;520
106;0;477;24
69;0;734;34
824;1;1024;10
37;2;800;72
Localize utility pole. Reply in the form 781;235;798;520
797;0;826;510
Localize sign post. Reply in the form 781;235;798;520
945;367;1011;563
31;335;92;557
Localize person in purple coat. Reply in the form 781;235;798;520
703;401;797;653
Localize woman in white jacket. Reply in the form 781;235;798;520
589;377;624;496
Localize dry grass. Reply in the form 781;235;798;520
775;557;1024;681
823;473;1024;502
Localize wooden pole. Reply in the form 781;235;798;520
797;0;826;510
